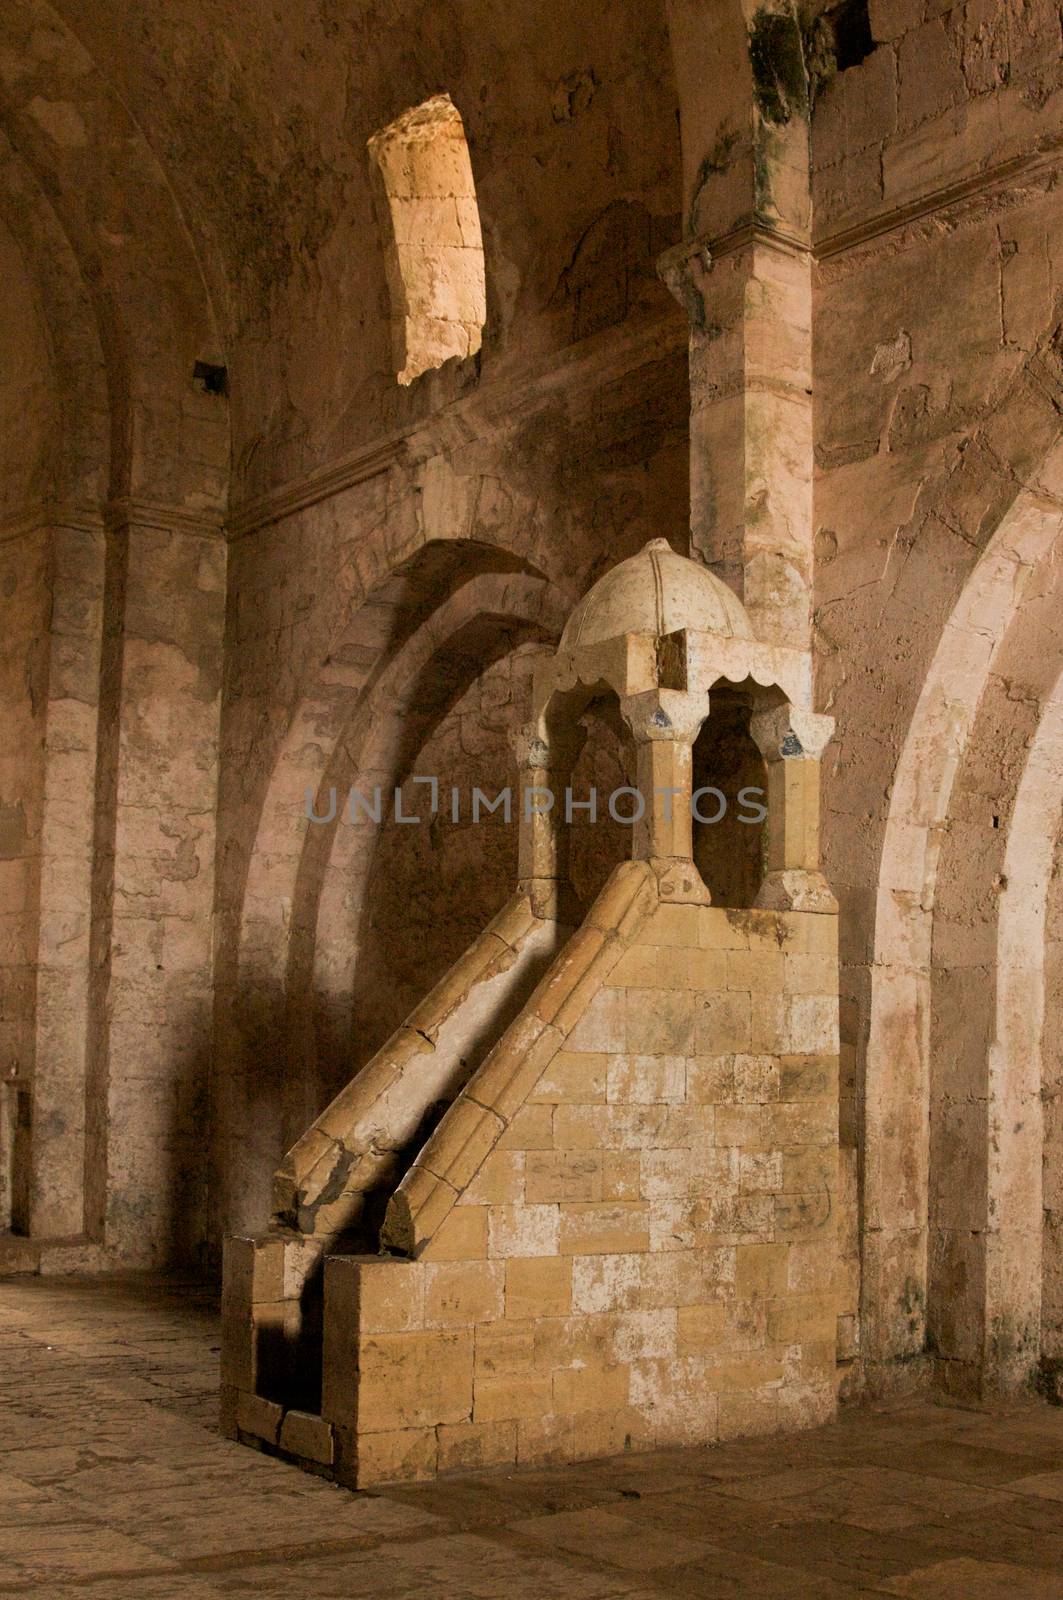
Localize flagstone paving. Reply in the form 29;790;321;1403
0;1275;1061;1598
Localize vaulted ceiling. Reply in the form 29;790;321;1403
0;0;682;507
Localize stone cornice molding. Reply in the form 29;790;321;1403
657;215;813;303
0;499;227;547
226;438;406;541
656;141;1063;287
814;138;1063;268
104;497;226;539
0;500;104;546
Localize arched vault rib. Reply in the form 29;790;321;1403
0;130;107;513
864;473;1063;1365
0;0;226;508
926;536;1063;1395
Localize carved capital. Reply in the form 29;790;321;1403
749;703;834;763
620;688;708;745
755;869;837;915
656;234;714;317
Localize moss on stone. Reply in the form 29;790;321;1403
749;7;809;127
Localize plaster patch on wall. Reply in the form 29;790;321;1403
870;329;911;383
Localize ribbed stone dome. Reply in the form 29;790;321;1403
560;538;753;649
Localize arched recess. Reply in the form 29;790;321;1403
927;542;1063;1396
691;686;768;908
217;543;566;1236
863;472;1063;1364
565;698;637;916
989;689;1063;1389
225;537;553;992
296;573;563;1125
863;423;1063;1385
213;475;573;992
823;304;1063;1374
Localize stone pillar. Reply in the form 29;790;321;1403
30;516;106;1238
661;0;813;659
0;512;106;1249
750;703;835;914
87;507;225;1266
0;517;50;1240
620;688;710;902
513;722;585;922
659;236;813;655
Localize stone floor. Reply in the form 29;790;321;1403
1;1278;1062;1599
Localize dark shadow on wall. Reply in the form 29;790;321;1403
692;689;766;909
326;618;553;1108
567;695;637;916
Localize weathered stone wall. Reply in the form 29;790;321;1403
813;0;1063;235
46;0;679;503
0;218;56;519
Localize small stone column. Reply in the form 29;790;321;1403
513;722;586;922
620;688;709;903
750;703;835;913
31;517;106;1239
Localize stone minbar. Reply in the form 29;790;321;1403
221;538;839;1486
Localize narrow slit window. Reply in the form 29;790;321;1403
368;94;486;386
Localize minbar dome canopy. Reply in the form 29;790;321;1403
559;538;754;650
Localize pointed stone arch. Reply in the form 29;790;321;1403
861;393;1063;1383
216;538;565;1235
